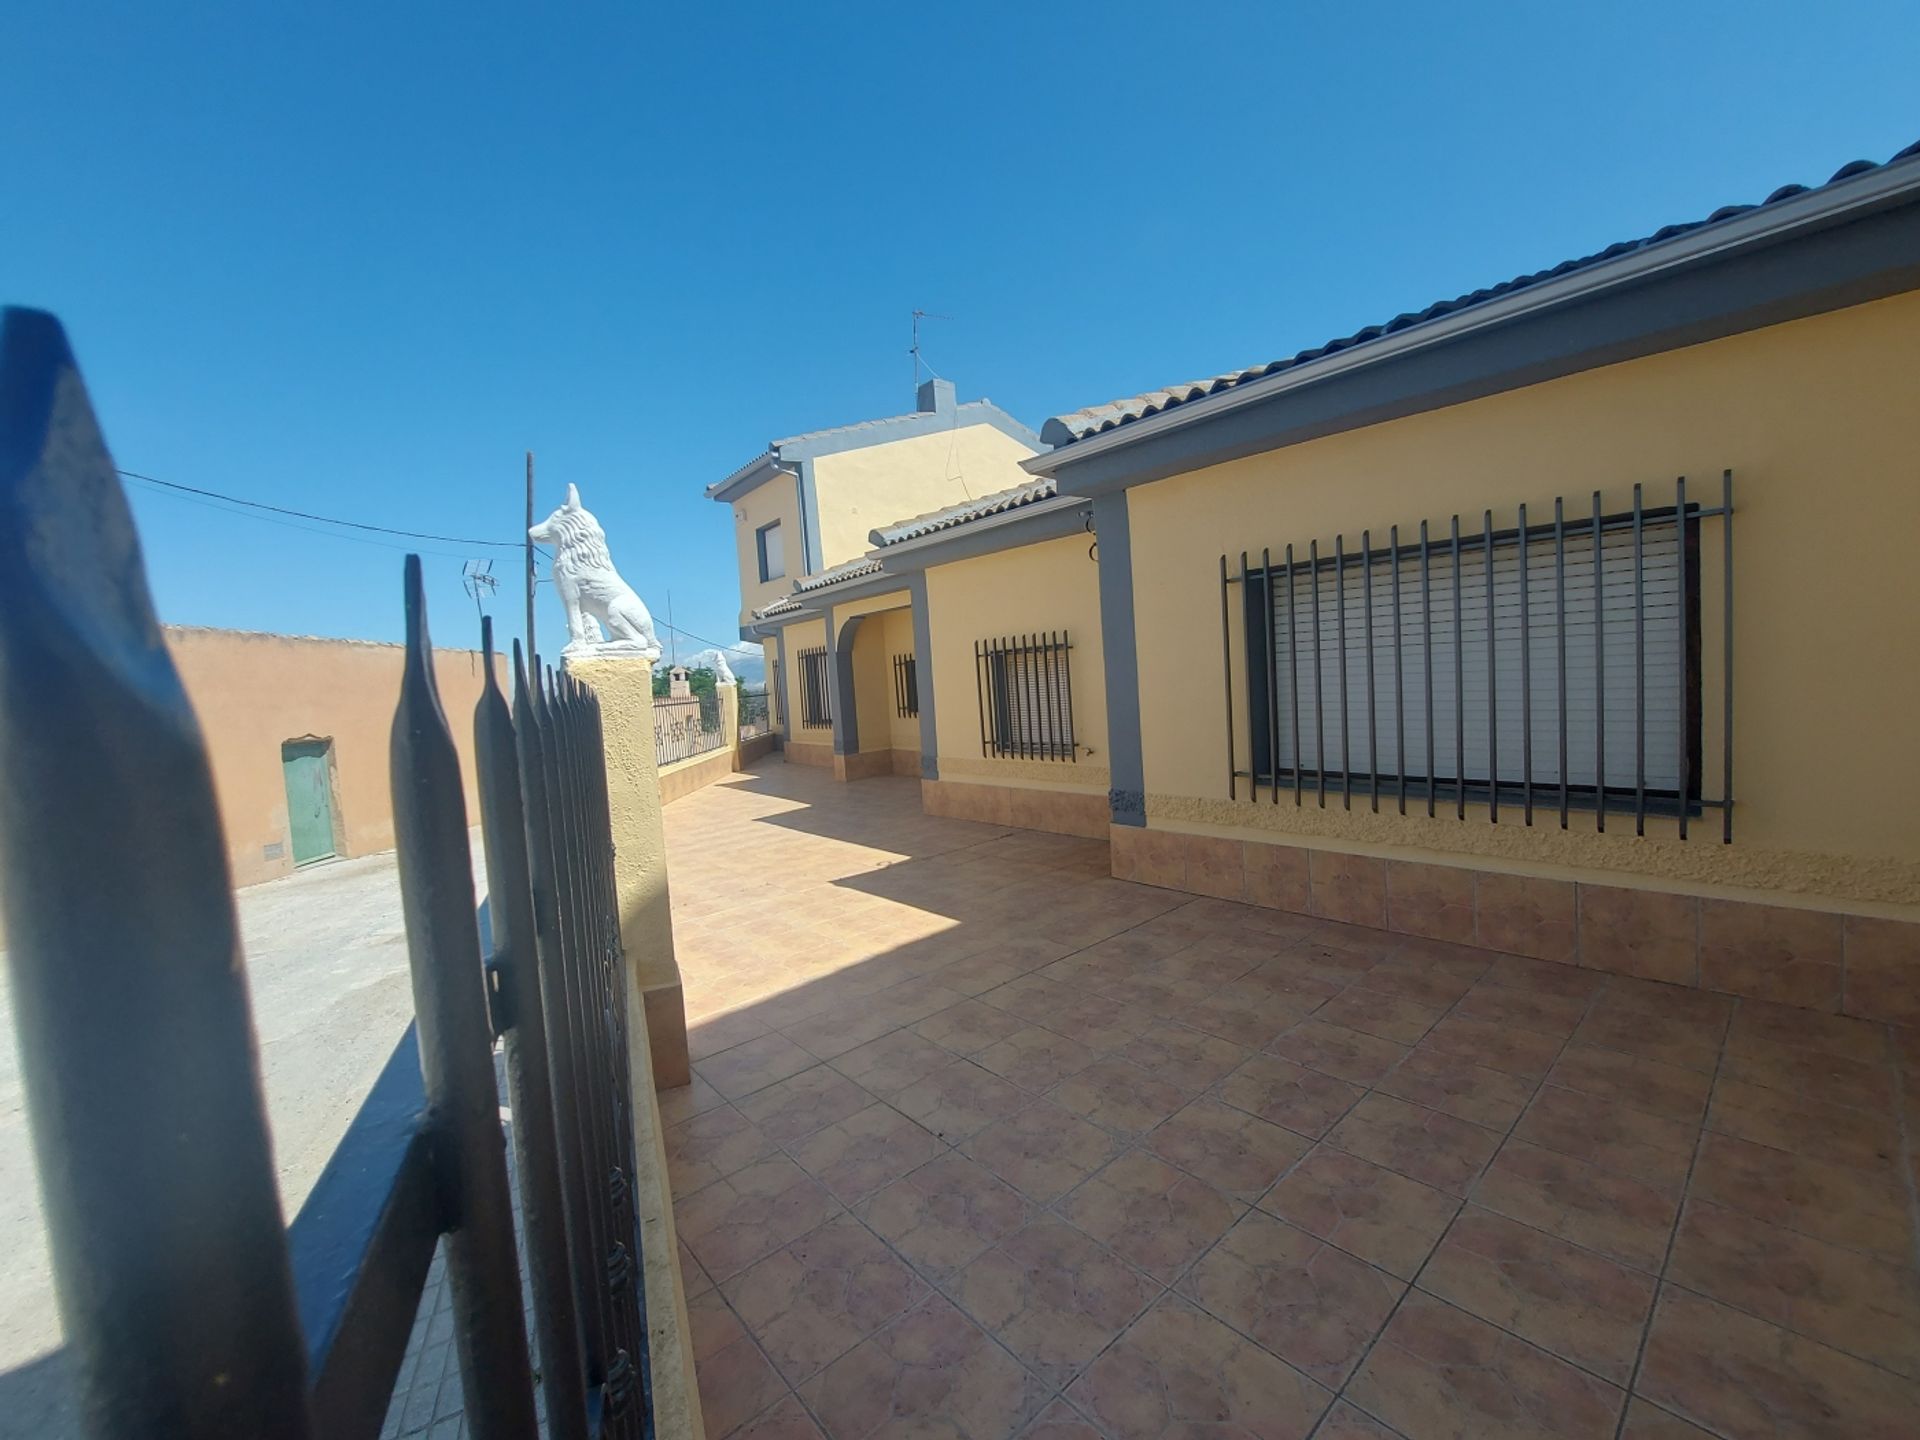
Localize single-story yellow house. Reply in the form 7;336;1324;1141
718;139;1920;1025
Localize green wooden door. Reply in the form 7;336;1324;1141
282;742;336;865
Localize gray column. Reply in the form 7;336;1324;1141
1094;492;1146;825
908;573;938;779
827;608;861;757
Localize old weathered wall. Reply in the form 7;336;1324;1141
166;626;501;889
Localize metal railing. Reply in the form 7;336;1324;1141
0;307;653;1440
738;686;771;740
974;632;1076;761
1219;475;1734;840
892;653;919;718
653;691;724;765
797;645;832;728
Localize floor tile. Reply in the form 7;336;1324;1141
1667;1198;1920;1379
722;1213;928;1385
1267;1020;1408;1086
789;1103;946;1205
1452;981;1590;1038
1511;1085;1698;1188
914;1000;1029;1057
679;1155;843;1281
953;1216;1156;1388
661;1073;728;1127
1312;987;1447;1047
1259;1145;1458;1280
1117;1022;1249;1091
801;1292;1049;1440
1216;1052;1366;1139
832;1031;957;1098
1618;1398;1717;1438
974;1025;1099;1092
667;1105;780;1196
1480;953;1607;1000
1706;1075;1901;1176
1377;1044;1537;1131
1346;1291;1623;1440
891;1059;1028;1142
1314;1401;1408;1438
1020;1399;1102;1440
691;1010;773;1062
1418;1207;1656;1384
688;1291;791;1439
736;1065;876;1145
1067;1293;1330;1440
859;1152;1032;1280
1689;1131;1911;1261
961;1101;1123;1204
1146;1096;1311;1199
1048;1057;1195;1138
701;1032;821;1100
732;1396;826;1440
1571;1004;1722;1075
1725;998;1885;1059
1325;1093;1502;1196
1418;1014;1564;1080
1173;982;1315;1049
1638;1286;1920;1440
1717;1034;1895;1114
1060;1149;1242;1283
1546;1044;1711;1123
1178;1210;1403;1388
1471;1138;1678;1273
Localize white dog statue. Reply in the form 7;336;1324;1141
528;484;663;660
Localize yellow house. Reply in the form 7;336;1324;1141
709;141;1920;1025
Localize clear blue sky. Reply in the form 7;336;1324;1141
5;3;1915;669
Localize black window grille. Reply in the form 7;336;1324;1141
893;653;919;718
798;645;832;728
974;632;1076;761
1223;474;1734;839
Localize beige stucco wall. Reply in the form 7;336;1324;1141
165;626;502;890
1125;289;1920;913
728;474;804;625
777;617;829;742
925;534;1109;795
811;423;1038;569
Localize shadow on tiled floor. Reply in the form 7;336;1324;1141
662;762;1920;1440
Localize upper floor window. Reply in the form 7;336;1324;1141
757;521;785;582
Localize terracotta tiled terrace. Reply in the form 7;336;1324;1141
661;763;1920;1440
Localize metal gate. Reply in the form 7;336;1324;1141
0;307;654;1439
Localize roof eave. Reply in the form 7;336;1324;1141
705;452;794;503
1025;154;1920;483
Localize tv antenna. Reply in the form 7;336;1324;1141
462;558;500;628
911;309;951;390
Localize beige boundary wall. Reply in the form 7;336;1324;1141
1113;290;1920;1024
166;625;501;889
656;686;741;806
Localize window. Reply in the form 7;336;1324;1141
1230;477;1734;837
798;645;831;728
974;633;1075;761
893;653;919;718
757;520;785;582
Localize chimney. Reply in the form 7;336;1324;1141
916;377;956;415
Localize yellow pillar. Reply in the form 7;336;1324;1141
562;655;690;1090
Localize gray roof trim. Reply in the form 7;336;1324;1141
1028;145;1920;491
869;477;1060;547
793;556;885;593
706;399;1040;501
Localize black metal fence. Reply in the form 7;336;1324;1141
0;308;652;1440
797;645;832;728
1220;475;1734;840
654;691;725;766
738;685;772;739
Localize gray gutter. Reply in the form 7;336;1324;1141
1027;156;1920;493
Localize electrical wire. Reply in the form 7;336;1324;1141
117;468;528;549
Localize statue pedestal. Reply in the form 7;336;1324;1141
562;653;690;1091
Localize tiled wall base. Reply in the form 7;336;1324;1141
1111;825;1920;1027
833;749;907;782
784;738;833;768
924;778;1109;840
736;731;776;766
657;747;734;806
